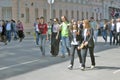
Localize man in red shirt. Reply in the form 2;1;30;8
38;17;48;56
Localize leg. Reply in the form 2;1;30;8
89;47;95;66
81;48;88;68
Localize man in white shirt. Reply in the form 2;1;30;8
116;18;120;45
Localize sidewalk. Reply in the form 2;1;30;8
6;45;120;80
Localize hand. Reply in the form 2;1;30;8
84;41;88;46
56;35;58;40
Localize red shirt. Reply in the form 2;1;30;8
38;23;48;34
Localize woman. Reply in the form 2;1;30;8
68;21;82;70
51;18;60;56
38;17;48;56
16;20;24;42
78;19;95;70
1;20;7;45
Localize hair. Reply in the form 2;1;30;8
83;19;91;29
61;16;69;22
40;16;44;19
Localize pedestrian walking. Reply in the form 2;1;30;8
59;16;71;58
50;18;60;56
38;17;48;56
16;20;24;42
78;19;95;71
34;18;40;45
68;21;82;70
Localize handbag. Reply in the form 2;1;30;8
78;42;85;50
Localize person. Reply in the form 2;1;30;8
60;16;71;58
109;19;117;45
90;17;99;43
38;17;48;56
0;21;3;42
68;21;82;70
47;22;52;44
78;19;95;71
11;20;18;40
102;20;108;43
50;18;60;56
116;18;120;45
34;18;40;45
16;20;24;42
6;21;12;42
0;20;7;45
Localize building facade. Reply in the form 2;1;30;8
0;0;120;33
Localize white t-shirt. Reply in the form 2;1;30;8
71;30;79;45
116;22;120;32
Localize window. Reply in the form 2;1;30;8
2;7;12;20
86;12;88;19
65;10;68;18
43;9;47;21
25;8;30;23
71;10;74;19
59;9;62;18
96;13;98;20
35;8;38;19
82;11;84;19
53;9;56;18
77;10;79;20
92;12;94;18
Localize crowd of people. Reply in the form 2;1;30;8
0;20;24;45
33;15;120;71
0;15;120;71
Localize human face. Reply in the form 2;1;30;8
40;19;44;24
61;16;65;22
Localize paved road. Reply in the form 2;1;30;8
0;36;120;80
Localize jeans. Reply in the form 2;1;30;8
110;31;116;45
39;34;47;55
35;31;40;45
93;30;98;43
81;47;95;68
61;36;71;56
116;32;120;45
70;45;82;66
102;29;107;42
6;30;11;42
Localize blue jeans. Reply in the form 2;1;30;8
61;36;71;56
39;34;47;55
6;30;11;42
35;31;40;45
93;30;98;43
102;30;107;42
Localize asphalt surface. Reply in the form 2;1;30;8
0;36;120;80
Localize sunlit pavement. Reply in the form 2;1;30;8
0;36;120;80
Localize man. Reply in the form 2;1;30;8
60;16;71;58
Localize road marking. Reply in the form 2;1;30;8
0;59;41;71
113;70;120;74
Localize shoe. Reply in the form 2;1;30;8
80;67;85;71
90;65;95;69
40;46;43;52
79;63;82;68
61;55;65;58
68;65;73;70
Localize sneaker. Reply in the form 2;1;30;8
79;63;82;68
80;67;85;71
61;55;65;58
90;65;95;69
68;65;73;70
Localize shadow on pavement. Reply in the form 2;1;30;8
0;41;119;80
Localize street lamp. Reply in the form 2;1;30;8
47;0;54;19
